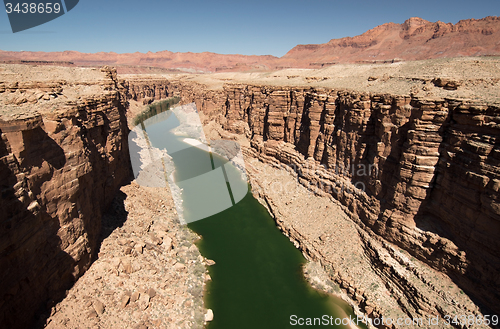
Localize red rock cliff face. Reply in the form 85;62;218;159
283;16;500;65
172;82;500;315
0;68;130;328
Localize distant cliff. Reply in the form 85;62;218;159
283;16;500;66
1;16;499;72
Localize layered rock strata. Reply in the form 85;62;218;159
122;78;170;104
0;65;130;328
244;150;488;328
168;81;500;317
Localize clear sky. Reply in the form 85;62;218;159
0;0;499;57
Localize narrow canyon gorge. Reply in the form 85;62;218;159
0;60;499;328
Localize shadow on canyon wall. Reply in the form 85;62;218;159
96;181;131;254
1;101;133;327
0;127;77;329
412;110;500;317
315;97;499;316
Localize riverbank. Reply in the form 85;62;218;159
42;181;209;329
131;99;365;329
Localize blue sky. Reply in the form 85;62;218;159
1;0;499;57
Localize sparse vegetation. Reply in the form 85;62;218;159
132;96;181;127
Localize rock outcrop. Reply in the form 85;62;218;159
43;182;208;329
168;81;500;316
0;66;130;328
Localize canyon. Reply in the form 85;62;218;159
1;16;499;73
159;65;500;321
0;56;499;328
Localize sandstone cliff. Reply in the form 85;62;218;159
0;65;130;328
164;80;500;317
122;78;170;104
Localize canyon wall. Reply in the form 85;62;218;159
122;78;169;104
0;67;130;328
167;82;500;316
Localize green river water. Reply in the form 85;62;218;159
136;101;360;329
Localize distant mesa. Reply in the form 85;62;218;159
0;16;499;72
283;16;500;65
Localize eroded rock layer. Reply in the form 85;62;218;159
0;67;130;328
122;79;169;104
168;82;500;315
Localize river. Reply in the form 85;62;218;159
133;100;360;329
